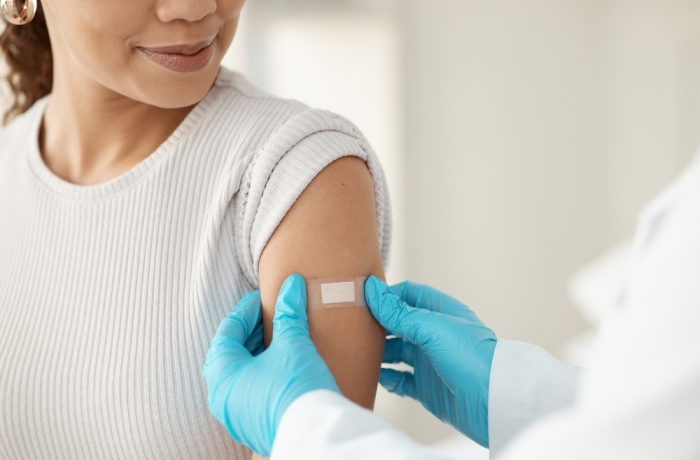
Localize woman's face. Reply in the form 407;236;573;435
41;0;246;108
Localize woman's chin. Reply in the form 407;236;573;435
130;68;220;109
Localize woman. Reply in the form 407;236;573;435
0;1;390;458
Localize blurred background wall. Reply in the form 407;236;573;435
4;0;700;455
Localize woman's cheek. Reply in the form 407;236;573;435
217;0;247;21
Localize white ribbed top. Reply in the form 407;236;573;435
0;68;391;459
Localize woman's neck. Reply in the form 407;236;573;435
40;69;195;186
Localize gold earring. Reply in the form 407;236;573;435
1;0;36;25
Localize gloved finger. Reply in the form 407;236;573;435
365;276;440;348
379;368;417;399
243;318;264;356
271;274;311;343
204;290;261;382
225;290;264;356
382;337;415;366
203;335;252;389
211;290;262;349
391;280;481;322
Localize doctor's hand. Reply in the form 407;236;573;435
365;277;497;448
203;274;340;458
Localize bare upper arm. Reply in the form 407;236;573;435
258;155;386;409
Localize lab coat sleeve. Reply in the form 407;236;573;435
488;339;581;457
271;390;459;460
271;338;581;460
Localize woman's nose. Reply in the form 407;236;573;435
155;0;217;23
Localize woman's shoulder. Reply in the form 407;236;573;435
209;68;367;139
200;68;378;187
217;71;392;283
213;67;293;102
0;99;46;162
211;67;308;119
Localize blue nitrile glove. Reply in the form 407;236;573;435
203;274;340;457
365;277;497;448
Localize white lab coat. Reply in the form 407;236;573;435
271;153;700;460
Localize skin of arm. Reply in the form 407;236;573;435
254;156;386;458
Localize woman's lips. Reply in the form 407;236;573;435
138;38;215;73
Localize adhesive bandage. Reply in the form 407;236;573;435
306;277;368;310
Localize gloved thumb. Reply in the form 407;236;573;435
271;274;311;343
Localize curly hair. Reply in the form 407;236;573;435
0;2;53;125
